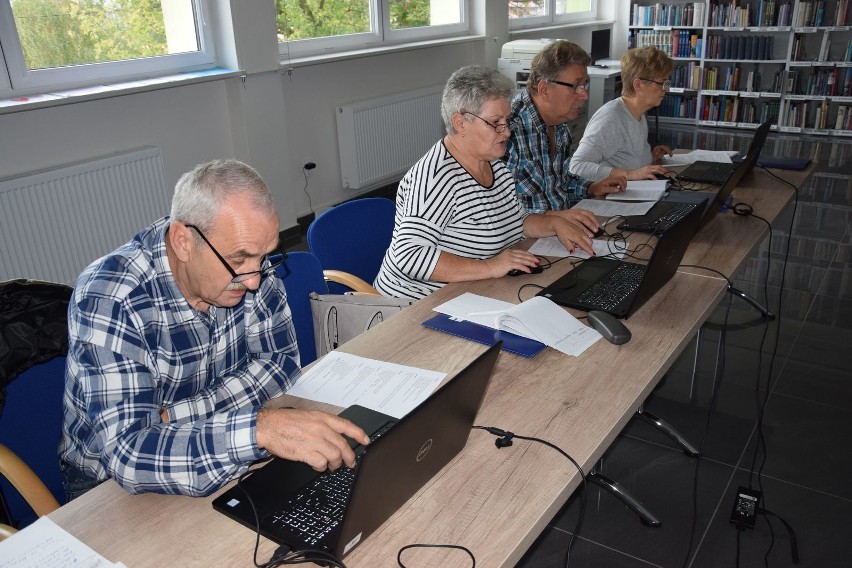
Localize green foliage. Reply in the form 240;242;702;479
389;0;430;30
276;0;371;41
10;0;169;70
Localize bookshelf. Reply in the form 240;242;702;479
629;0;852;137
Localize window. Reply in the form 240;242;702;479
277;0;467;58
0;0;215;96
509;0;596;30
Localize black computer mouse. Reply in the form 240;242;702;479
655;171;675;181
507;266;544;277
587;310;631;345
593;227;605;238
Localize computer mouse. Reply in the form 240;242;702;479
654;172;675;181
507;266;544;277
593;227;605;238
587;310;631;345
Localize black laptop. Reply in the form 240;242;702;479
677;120;772;184
537;203;703;318
213;342;502;559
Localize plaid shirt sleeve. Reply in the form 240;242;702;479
65;267;300;497
505;91;592;213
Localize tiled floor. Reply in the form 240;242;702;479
516;130;852;567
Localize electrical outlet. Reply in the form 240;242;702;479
303;162;316;170
730;486;760;529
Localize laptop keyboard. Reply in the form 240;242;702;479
575;262;647;312
268;421;395;547
653;202;697;233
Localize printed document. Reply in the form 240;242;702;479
286;352;446;418
572;198;657;217
0;516;125;568
662;149;739;166
606;180;667;201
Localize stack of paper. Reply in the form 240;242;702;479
0;517;126;568
662;149;739;166
606;179;668;201
433;293;601;357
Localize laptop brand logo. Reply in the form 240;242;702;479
416;439;433;461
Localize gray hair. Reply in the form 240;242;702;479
440;65;513;134
170;159;275;237
527;40;591;95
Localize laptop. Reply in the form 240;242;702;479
537;203;703;319
213;342;502;560
677;120;772;184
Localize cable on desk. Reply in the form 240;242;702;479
397;543;475;567
472;425;586;568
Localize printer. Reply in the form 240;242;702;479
497;39;555;89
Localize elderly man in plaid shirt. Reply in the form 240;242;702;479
60;159;368;498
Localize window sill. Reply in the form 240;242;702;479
0;67;242;116
279;35;487;68
508;19;615;37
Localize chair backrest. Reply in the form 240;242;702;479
0;356;66;528
307;197;396;294
275;252;329;366
0;279;71;528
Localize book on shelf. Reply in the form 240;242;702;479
836;105;849;130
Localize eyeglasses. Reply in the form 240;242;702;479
185;224;286;283
464;112;510;133
641;78;671;90
548;79;591;94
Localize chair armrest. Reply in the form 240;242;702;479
0;443;61;517
0;522;17;540
323;270;381;295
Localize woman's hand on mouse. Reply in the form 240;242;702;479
485;250;541;278
546;208;599;234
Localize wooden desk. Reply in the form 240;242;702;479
49;166;809;567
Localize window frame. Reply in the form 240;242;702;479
508;0;597;31
278;0;469;59
0;0;216;96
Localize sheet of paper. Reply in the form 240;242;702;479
528;237;625;259
572;199;657;217
0;517;125;568
286;352;446;419
662;149;738;166
432;292;515;328
606;184;666;202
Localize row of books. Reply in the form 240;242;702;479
629;30;703;57
797;66;852;95
658;94;698;118
671;62;703;89
669;63;775;91
795;0;849;27
698;97;780;122
755;0;794;26
631;3;706;26
708;1;754;27
704;34;775;59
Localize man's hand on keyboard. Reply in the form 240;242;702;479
256;408;370;472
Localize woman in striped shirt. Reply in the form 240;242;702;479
374;65;599;300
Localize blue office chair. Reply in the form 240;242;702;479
307;197;396;295
274;252;330;366
0;280;72;529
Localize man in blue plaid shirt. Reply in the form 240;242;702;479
505;40;626;222
60;160;369;498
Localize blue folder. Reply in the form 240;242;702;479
421;314;546;358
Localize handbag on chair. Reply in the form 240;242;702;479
309;293;415;358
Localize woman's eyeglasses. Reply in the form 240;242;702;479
464;111;510;133
641;78;671;90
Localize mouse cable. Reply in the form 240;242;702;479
680;287;734;568
302;168;315;216
472;425;586;568
238;470;348;568
397;543;475;567
677;264;733;287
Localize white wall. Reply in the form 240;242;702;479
0;1;628;247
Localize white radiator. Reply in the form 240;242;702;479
0;147;169;285
336;86;444;190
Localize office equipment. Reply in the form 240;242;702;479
756;156;811;170
538;204;703;318
677;120;771;184
212;343;501;559
422;314;546;358
586;311;631;345
590;29;611;66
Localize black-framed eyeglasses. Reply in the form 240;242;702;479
641;78;671;90
548;79;591;94
464;111;510;133
185;224;286;283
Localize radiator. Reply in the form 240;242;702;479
336;86;444;190
0;147;169;285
